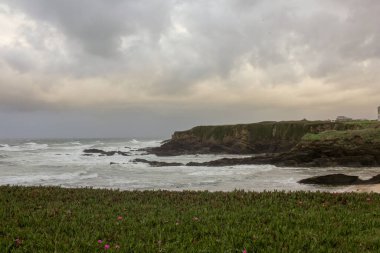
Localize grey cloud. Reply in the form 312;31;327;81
4;0;380;87
0;46;34;73
8;0;173;57
1;0;380;138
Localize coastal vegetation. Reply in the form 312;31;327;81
2;186;380;252
302;126;380;143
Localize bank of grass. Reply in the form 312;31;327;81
1;186;380;252
178;120;380;143
302;127;380;143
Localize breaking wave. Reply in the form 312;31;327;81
0;171;98;185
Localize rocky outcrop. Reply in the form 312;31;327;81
185;128;380;167
149;120;372;156
132;158;183;167
299;174;380;186
83;149;130;156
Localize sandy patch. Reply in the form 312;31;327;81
343;184;380;193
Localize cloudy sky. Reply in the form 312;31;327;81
0;0;379;138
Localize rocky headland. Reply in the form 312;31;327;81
149;120;380;167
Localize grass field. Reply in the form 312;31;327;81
1;186;380;252
302;127;380;143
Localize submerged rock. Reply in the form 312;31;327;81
132;158;183;167
299;173;380;186
83;149;130;156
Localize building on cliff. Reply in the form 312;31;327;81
336;116;352;122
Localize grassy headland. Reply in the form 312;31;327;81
1;186;380;252
151;120;380;155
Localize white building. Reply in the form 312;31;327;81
336;116;352;122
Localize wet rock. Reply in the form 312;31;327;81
298;173;380;186
185;139;380;168
299;174;360;185
132;158;183;167
186;155;275;167
83;149;130;156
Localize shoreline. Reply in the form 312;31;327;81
1;183;379;193
344;184;380;193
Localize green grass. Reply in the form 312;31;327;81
302;127;380;143
175;120;380;144
342;120;379;128
1;186;380;252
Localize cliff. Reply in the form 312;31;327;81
185;123;380;167
150;120;378;156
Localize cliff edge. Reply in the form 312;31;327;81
149;120;377;156
185;122;380;167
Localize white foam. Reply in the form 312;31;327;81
0;142;49;152
187;170;235;176
69;141;82;145
127;139;161;149
0;171;98;185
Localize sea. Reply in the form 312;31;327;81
0;138;379;192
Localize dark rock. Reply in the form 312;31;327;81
299;174;360;185
83;148;106;154
185;135;380;168
299;173;380;186
184;146;380;168
365;174;380;184
83;149;130;156
132;158;183;167
110;162;119;165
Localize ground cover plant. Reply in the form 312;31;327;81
1;186;380;252
302;127;380;143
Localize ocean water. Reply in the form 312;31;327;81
0;138;379;192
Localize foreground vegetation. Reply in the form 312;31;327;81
1;186;380;252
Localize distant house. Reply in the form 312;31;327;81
336;116;352;122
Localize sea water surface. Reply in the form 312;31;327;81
0;138;379;192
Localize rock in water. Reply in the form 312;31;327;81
132;158;183;167
299;174;360;185
83;149;130;156
298;173;380;186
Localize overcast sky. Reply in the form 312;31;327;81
0;0;379;138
